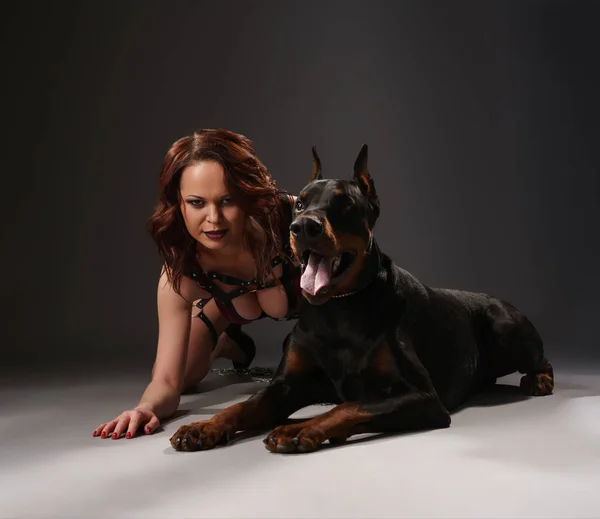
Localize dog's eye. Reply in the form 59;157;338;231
334;195;353;214
295;199;304;212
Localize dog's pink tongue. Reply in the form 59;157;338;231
301;252;332;296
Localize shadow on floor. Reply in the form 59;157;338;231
455;383;530;410
160;368;600;453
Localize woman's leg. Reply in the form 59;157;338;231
182;299;247;391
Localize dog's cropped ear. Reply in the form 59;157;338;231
353;144;380;227
308;145;323;182
353;144;372;193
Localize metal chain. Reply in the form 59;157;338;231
209;366;274;383
208;366;334;405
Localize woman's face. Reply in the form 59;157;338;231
179;160;246;253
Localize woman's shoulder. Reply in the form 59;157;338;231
157;264;211;306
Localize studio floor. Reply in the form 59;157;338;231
2;360;600;518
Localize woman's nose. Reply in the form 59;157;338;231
207;204;221;222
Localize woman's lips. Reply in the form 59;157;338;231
204;229;228;240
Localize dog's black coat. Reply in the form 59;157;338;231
170;144;553;454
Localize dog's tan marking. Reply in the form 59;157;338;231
519;361;554;396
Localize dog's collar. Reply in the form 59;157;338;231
330;238;381;299
330;286;365;299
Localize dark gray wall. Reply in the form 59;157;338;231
2;0;598;371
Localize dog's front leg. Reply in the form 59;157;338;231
264;391;450;453
170;381;303;451
170;342;323;452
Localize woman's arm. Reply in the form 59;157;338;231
94;268;206;439
136;268;196;418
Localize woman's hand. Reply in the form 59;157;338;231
93;406;160;440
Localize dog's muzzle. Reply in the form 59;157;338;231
290;215;323;242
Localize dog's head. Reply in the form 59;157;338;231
290;144;380;305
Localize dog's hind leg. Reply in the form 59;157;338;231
519;359;554;396
485;300;554;396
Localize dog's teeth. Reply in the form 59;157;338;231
332;256;341;272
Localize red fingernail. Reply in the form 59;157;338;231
112;433;118;439
126;432;131;439
92;431;97;437
101;432;106;438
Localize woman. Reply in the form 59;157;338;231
93;129;301;440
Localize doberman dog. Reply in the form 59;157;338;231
170;144;554;454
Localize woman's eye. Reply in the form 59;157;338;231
221;197;232;205
187;199;205;207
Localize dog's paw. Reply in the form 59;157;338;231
520;372;554;396
170;420;230;452
520;362;554;396
263;424;325;454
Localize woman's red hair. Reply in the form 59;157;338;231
147;129;287;294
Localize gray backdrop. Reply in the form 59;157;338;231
2;0;598;373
